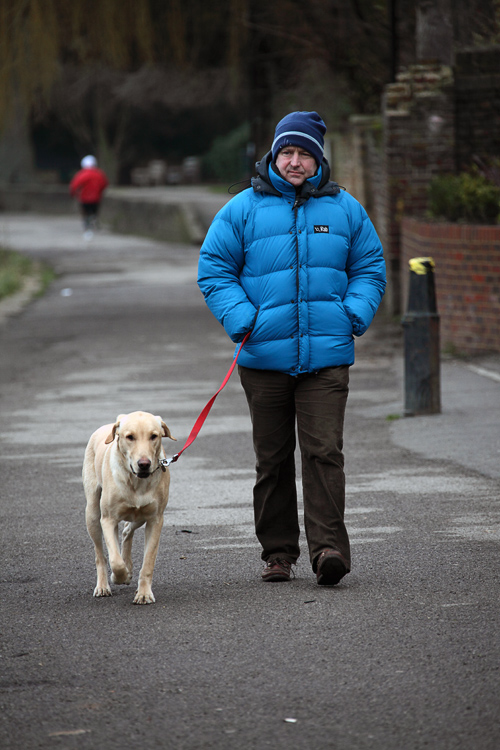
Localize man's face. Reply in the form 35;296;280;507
275;146;317;187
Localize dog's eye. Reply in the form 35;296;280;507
126;435;135;442
150;433;159;441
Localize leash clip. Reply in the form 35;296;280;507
159;455;179;470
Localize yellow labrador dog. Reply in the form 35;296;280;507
83;411;176;604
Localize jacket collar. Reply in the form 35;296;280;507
251;151;340;203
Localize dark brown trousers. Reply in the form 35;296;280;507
238;365;351;571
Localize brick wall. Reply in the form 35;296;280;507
401;218;500;354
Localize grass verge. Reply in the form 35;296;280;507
0;247;55;302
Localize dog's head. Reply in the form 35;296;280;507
105;411;176;478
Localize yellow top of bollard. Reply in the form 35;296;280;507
409;257;435;275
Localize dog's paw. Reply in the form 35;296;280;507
93;585;112;598
111;567;132;585
132;590;155;605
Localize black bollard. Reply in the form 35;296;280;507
401;257;441;416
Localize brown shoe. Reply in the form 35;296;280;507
316;550;349;586
262;558;293;582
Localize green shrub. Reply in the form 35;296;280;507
202;122;251;183
428;171;500;224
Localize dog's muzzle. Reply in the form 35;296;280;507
133;459;152;479
131;459;169;478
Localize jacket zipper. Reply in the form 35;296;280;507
293;203;301;370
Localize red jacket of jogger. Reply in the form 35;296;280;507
69;168;109;204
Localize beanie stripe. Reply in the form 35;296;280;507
271;112;326;165
271;130;324;155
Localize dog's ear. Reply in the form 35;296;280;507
104;414;126;444
157;417;176;441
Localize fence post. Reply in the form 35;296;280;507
401;257;441;415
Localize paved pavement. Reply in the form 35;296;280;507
0;201;499;750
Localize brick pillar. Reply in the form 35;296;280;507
381;64;456;314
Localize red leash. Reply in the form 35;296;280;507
160;331;251;468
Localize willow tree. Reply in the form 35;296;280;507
0;0;154;181
0;0;246;182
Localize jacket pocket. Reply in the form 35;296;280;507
333;297;354;335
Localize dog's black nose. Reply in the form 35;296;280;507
137;459;151;470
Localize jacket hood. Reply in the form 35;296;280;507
251;151;340;202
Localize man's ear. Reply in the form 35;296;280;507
104;414;126;444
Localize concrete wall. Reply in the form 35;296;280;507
102;196;190;244
0;185;191;244
0;185;73;214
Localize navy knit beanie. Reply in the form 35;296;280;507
271;111;326;165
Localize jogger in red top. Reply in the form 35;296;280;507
69;155;109;240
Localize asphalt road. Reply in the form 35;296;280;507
0;212;499;750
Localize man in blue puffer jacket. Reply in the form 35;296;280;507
198;111;386;586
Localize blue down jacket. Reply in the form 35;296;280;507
198;152;386;374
